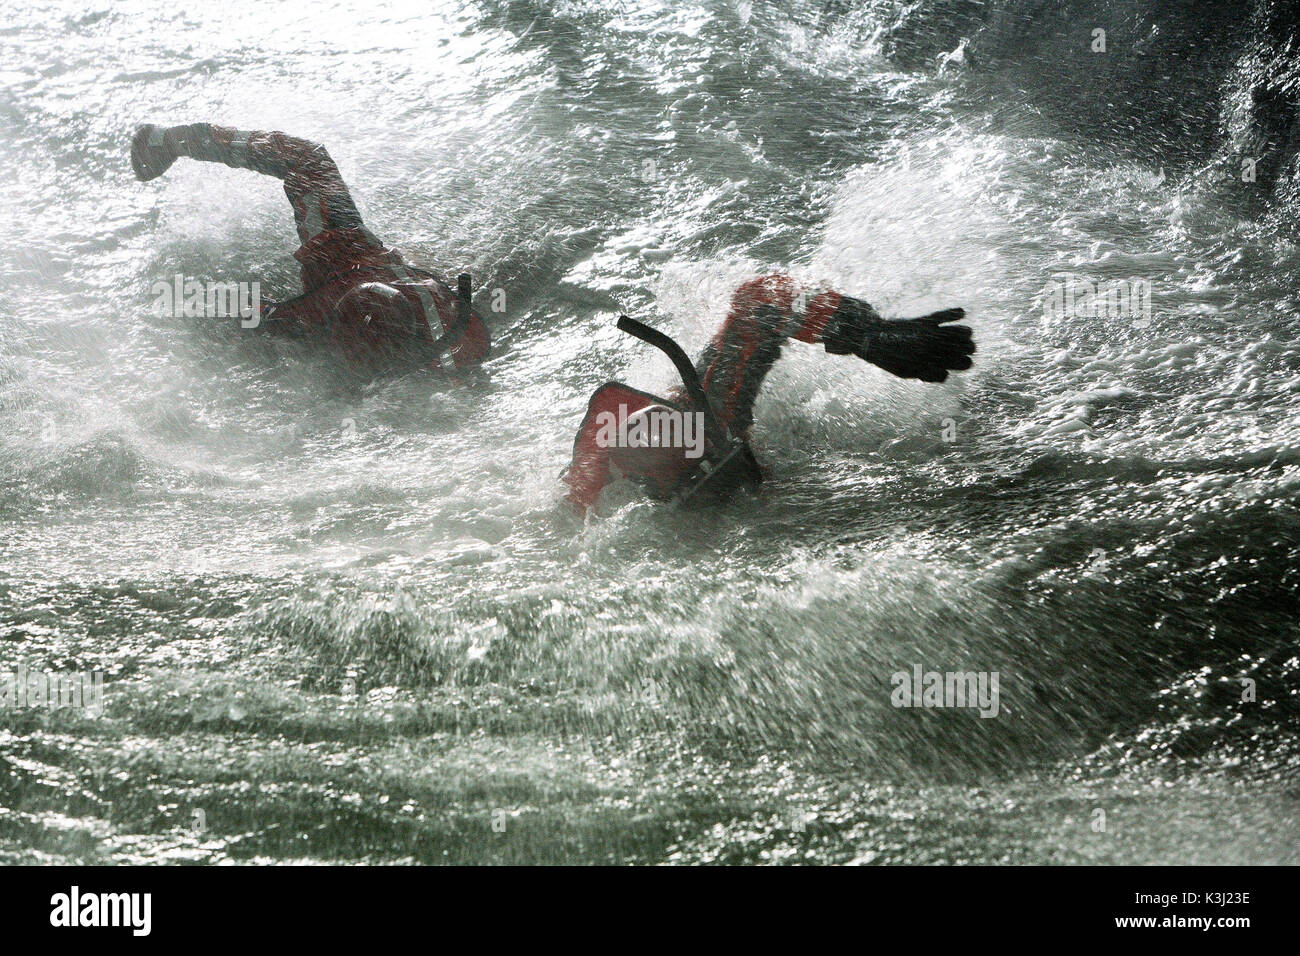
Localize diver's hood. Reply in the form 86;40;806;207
334;281;425;337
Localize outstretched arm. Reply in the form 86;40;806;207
696;274;974;434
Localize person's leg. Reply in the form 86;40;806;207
131;123;382;250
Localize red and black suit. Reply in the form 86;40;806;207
564;275;974;511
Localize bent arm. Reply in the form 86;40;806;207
138;123;376;247
695;274;851;434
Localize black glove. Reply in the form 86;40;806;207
130;124;178;181
828;296;975;383
823;295;884;355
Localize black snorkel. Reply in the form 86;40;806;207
428;271;474;362
616;314;761;505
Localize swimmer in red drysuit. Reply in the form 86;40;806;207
564;275;974;511
130;123;489;373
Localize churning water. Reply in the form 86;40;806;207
0;0;1296;863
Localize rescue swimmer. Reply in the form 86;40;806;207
130;122;490;373
564;276;975;512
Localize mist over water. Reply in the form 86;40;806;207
1;0;1297;863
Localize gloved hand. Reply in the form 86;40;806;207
130;125;178;181
828;296;975;383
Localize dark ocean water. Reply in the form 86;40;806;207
0;0;1296;863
